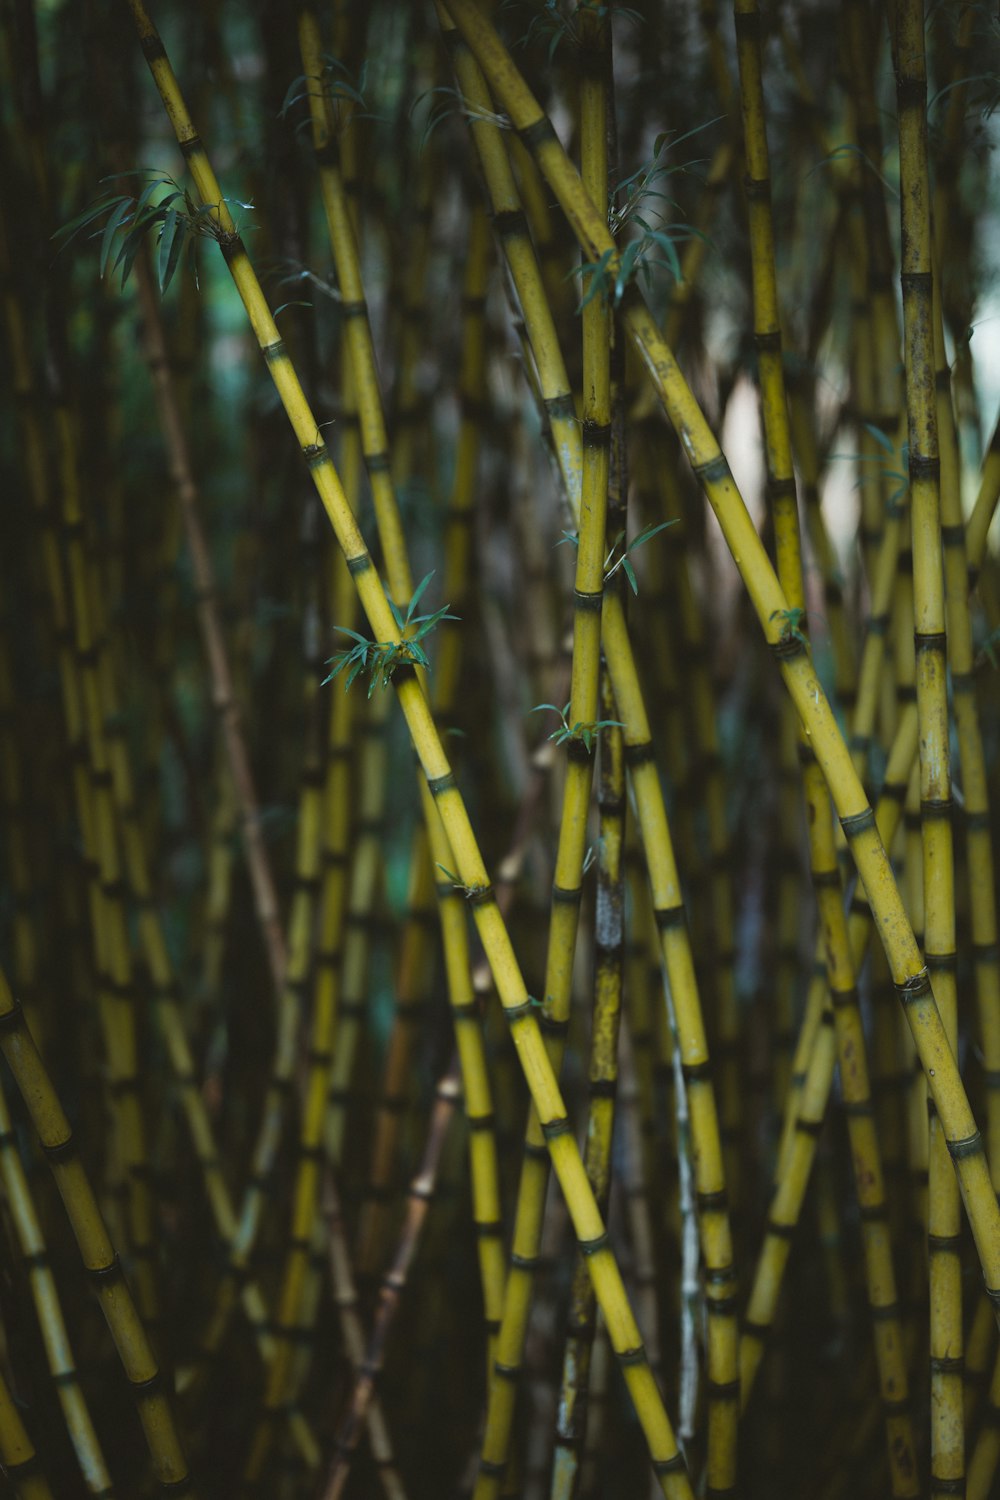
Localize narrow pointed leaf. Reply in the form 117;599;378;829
99;198;134;277
406;571;436;620
158;209;185;293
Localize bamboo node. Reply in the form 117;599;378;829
839;807;876;841
697;1187;729;1210
946;1130;982;1162
544;392;577;420
518;116;558;150
426;771;456;797
0;999;24;1032
138;31;167;64
623;740;655;767
651;1453;687;1476
908;452;940;482
579;1231;609;1256
615;1345;646;1367
706;1293;740;1316
692;453;731;485
503;998;537;1025
582;419;612;447
41;1133;76;1164
894;969;932;1005
87;1255;124;1286
706;1378;740;1401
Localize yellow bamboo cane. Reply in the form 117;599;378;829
732;7;915;1487
895;4;963;1490
0;1078;113;1495
0;1362;55;1500
439;0;1000;1322
125;5;692;1492
0;964;192;1494
435;19;738;1490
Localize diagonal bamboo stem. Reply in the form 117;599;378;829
439;0;1000;1325
125;4;693;1493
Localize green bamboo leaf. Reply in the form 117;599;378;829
412;607;458;642
328;76;366;106
864;422;895;455
280;74;309;117
622;557;638;594
406;570;436;622
98;198;134;278
97;168;165;184
115;230;145;290
52;195;125;244
629;519;676;552
145;190;184;220
648;230;682;283
616;240;642;301
273;300;314;316
134;178;170;217
158;209;185;293
654;113;726;158
347;658;369;692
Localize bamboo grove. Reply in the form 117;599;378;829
2;0;1000;1496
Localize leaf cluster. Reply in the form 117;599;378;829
832;422;910;506
573;221;708;311
323;572;457;697
434;864;491;901
530;701;623;754
610;118;722;236
281;56;369;131
54;171;251;294
927;5;1000;121
411;86;512;149
572;120;718;309
503;0;643;63
769;606;809;649
558;518;675;593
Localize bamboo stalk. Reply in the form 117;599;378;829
321;1068;462;1500
894;5;964;1492
0;1360;55;1500
439;0;1000;1323
733;4;914;1486
126;7;694;1493
435;22;737;1493
0;963;193;1494
0;1077;114;1495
